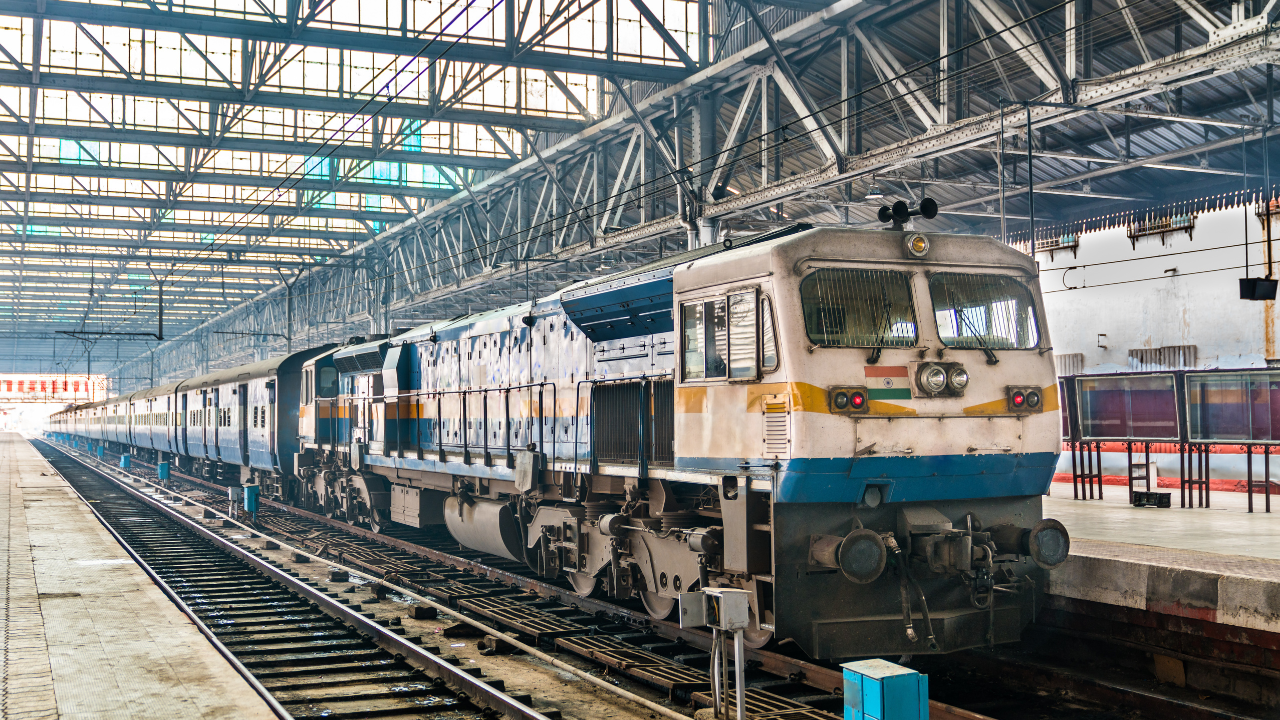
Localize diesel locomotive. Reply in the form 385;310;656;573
49;224;1069;660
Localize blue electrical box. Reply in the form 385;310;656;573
96;446;103;459
157;462;170;480
244;485;260;513
120;453;131;469
842;659;928;720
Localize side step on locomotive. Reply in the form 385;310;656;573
50;221;1069;660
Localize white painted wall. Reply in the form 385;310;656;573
1035;200;1279;372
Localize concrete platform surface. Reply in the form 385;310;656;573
1046;481;1280;560
1046;488;1280;637
0;432;276;720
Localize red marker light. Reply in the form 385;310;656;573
1012;391;1025;407
851;393;865;408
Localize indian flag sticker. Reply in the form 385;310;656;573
865;366;912;400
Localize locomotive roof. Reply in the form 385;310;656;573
131;380;184;401
673;225;1034;291
184;345;338;390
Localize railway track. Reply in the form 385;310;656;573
35;441;556;720
53;440;1258;720
85;448;857;720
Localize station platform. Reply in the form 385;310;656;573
0;433;276;720
1044;488;1280;650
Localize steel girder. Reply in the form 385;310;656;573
85;0;1280;385
0;190;411;223
0;161;457;197
0;122;519;171
4;0;694;84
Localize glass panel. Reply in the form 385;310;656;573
1187;371;1280;441
318;367;339;397
761;297;779;372
930;273;1040;349
706;299;728;379
682;302;705;380
1077;375;1178;440
728;292;758;380
799;269;917;347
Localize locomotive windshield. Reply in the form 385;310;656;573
799;268;917;347
930;272;1040;349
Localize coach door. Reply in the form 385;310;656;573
266;381;277;468
238;383;249;466
200;390;210;458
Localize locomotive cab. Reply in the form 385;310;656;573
670;226;1066;657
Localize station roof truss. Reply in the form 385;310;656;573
0;0;1276;387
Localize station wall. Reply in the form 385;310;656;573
1036;200;1280;374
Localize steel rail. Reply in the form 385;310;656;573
49;454;295;720
64;441;990;720
40;441;555;720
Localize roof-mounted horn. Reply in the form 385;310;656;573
878;197;938;230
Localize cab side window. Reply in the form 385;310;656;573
318;367;338;398
727;291;757;380
683;289;772;381
682;299;727;380
761;296;779;372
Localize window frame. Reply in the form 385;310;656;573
797;267;921;349
679;284;772;385
926;270;1042;351
759;293;781;374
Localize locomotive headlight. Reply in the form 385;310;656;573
904;233;930;258
919;364;948;394
833;391;850;410
947;367;970;391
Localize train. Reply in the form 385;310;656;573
48;223;1069;660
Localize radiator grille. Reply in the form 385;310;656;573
592;379;674;466
762;394;789;459
1054;353;1084;377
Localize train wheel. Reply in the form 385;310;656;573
568;572;598;598
640;591;676;620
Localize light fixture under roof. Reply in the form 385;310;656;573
864;182;884;200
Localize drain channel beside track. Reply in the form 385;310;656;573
35;440;554;720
